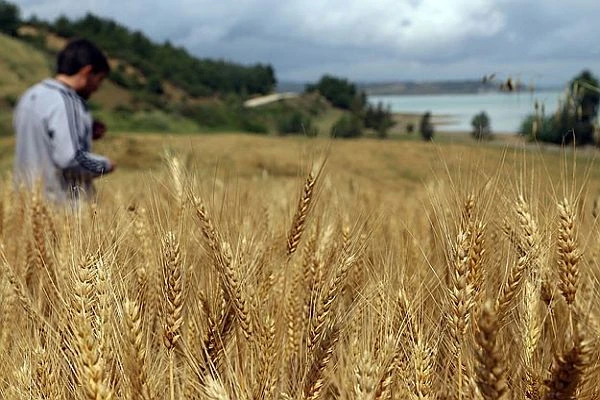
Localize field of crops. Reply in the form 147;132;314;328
1;134;600;399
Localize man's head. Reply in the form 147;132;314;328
56;38;110;99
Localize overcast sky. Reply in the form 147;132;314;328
12;0;600;85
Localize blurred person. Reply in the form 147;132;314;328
13;38;115;205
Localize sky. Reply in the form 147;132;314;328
12;0;600;86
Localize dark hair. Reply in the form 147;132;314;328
56;38;111;76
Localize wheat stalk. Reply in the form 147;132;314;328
467;221;486;302
447;229;474;399
412;336;435;400
35;343;62;399
162;231;184;400
71;255;113;400
220;241;254;342
124;299;151;400
374;351;400;400
557;199;581;306
475;301;509;400
354;349;377;400
309;254;357;352
304;324;340;400
543;327;592;400
287;171;317;256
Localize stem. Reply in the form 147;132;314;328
169;349;175;400
458;350;463;400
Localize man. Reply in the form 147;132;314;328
13;38;115;204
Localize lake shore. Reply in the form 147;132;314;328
369;90;561;134
388;111;525;146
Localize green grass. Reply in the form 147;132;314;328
94;109;202;134
313;108;345;137
0;34;51;98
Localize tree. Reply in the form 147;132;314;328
0;0;20;36
53;15;74;37
471;111;492;140
46;12;277;97
569;70;599;144
307;75;362;110
364;102;395;138
571;70;599;120
420;111;434;141
520;70;599;145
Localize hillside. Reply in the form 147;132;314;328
0;29;354;138
0;33;51;135
0;33;49;98
0;33;347;138
0;5;408;139
0;0;288;135
0;32;187;135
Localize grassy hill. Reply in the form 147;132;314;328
0;33;50;98
0;32;205;135
0;28;349;137
0;33;51;135
0;32;352;138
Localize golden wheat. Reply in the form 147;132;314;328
1;140;600;400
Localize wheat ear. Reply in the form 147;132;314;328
124;299;151;400
557;199;581;306
543;326;591;400
475;301;509;400
162;231;184;400
304;324;340;400
287;171;317;256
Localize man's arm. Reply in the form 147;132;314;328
47;99;113;178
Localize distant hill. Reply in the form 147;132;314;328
278;79;545;96
361;80;502;95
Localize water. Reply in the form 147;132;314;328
368;90;563;134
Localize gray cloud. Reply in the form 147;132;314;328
12;0;600;85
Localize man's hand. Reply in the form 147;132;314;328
92;120;107;140
107;159;117;173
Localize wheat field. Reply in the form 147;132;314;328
1;134;600;400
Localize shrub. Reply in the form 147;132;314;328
114;104;135;115
109;69;134;89
180;103;232;128
520;114;553;142
331;114;363;138
420;111;434;141
3;94;18;108
239;113;268;134
519;113;581;145
145;75;164;95
277;111;314;135
471;111;492;140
